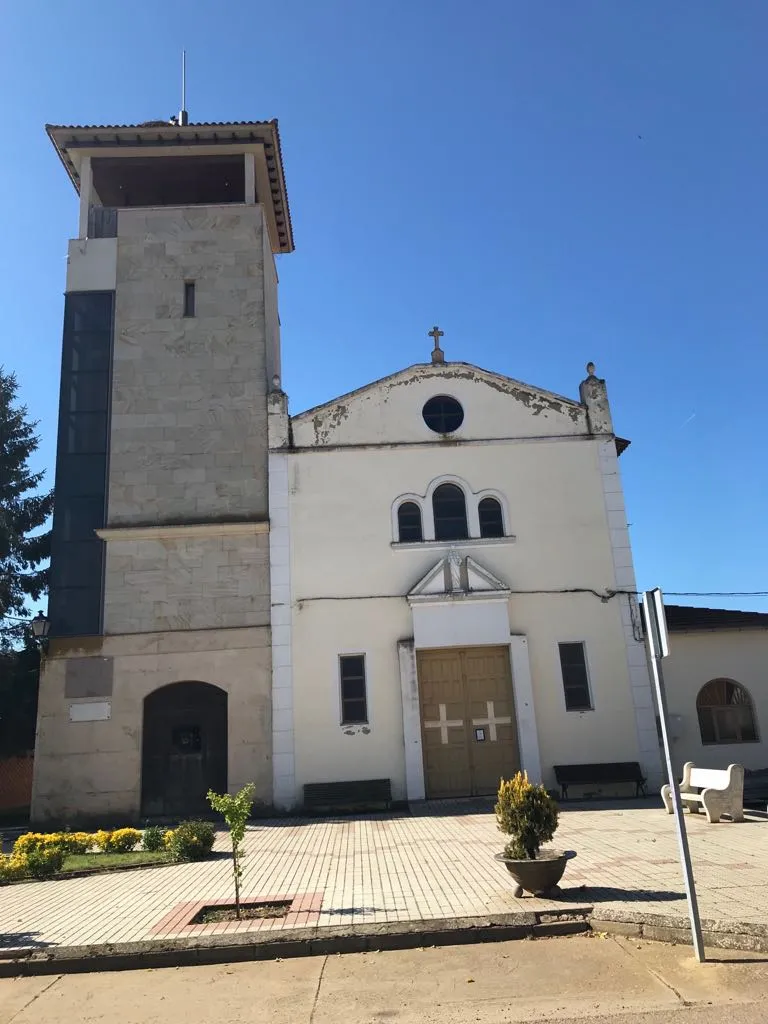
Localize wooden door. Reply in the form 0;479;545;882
417;646;520;799
418;649;471;798
141;681;228;818
464;647;520;795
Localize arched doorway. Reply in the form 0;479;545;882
141;682;228;818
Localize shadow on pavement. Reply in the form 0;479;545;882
0;931;53;950
559;885;684;903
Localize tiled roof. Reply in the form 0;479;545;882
664;604;768;632
45;120;276;130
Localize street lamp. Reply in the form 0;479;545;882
30;611;50;642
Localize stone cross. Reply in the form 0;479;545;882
471;700;512;742
429;325;445;364
423;703;463;745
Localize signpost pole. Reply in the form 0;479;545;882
643;588;705;963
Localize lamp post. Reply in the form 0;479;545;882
30;611;50;647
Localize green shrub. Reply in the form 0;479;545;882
495;771;559;860
58;831;93;855
23;847;65;879
166;820;215;862
142;826;166;852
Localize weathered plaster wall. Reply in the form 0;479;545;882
291;364;589;448
109;205;269;526
285;424;646;804
31;627;272;824
663;629;768;773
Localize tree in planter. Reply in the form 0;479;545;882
0;368;53;651
495;771;559;860
207;783;255;919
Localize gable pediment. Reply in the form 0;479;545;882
290;361;588;448
407;551;510;603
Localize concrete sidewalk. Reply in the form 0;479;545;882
1;802;767;960
2;934;768;1023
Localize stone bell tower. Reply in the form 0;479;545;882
32;116;293;823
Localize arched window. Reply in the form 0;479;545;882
433;483;468;541
478;497;504;538
397;501;423;542
697;679;758;745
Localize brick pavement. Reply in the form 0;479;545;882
1;801;766;954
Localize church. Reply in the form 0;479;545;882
268;338;661;808
31;110;661;823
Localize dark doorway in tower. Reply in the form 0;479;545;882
141;682;228;818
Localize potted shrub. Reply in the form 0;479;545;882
494;771;575;897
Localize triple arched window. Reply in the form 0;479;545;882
394;482;507;544
696;679;758;745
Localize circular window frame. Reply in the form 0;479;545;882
422;395;464;434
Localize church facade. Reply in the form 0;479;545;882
34;110;662;823
268;341;662;808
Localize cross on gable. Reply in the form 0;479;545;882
428;325;445;364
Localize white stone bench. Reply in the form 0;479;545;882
661;762;744;823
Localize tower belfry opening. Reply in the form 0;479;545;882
46;119;294;252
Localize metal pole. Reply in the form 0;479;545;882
182;50;186;113
649;651;705;962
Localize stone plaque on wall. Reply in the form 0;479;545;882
69;702;111;723
64;657;114;699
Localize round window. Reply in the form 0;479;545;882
422;395;464;434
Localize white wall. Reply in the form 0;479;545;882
663;629;768;773
283;380;650;803
66;238;117;292
292;364;588;447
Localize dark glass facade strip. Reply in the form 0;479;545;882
48;291;114;637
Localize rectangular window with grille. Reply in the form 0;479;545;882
339;655;368;725
558;642;593;711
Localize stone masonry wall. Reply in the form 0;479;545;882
103;530;270;634
31;626;272;824
109;205;269;526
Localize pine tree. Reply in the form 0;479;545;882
0;367;53;649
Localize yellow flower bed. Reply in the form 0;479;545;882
93;828;142;853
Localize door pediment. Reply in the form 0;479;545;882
407;550;510;604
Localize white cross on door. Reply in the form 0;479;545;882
471;700;512;742
423;703;463;745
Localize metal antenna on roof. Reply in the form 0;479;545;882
179;50;189;126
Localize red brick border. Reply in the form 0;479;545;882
150;892;323;937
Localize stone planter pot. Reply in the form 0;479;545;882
494;849;576;898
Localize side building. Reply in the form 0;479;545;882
268;344;663;808
32;117;294;823
660;605;768;777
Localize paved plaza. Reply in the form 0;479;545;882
1;801;767;955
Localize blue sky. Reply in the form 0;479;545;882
1;0;766;609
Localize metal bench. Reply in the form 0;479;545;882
662;762;744;823
303;779;392;813
554;762;647;801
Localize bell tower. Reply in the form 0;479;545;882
33;116;293;823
